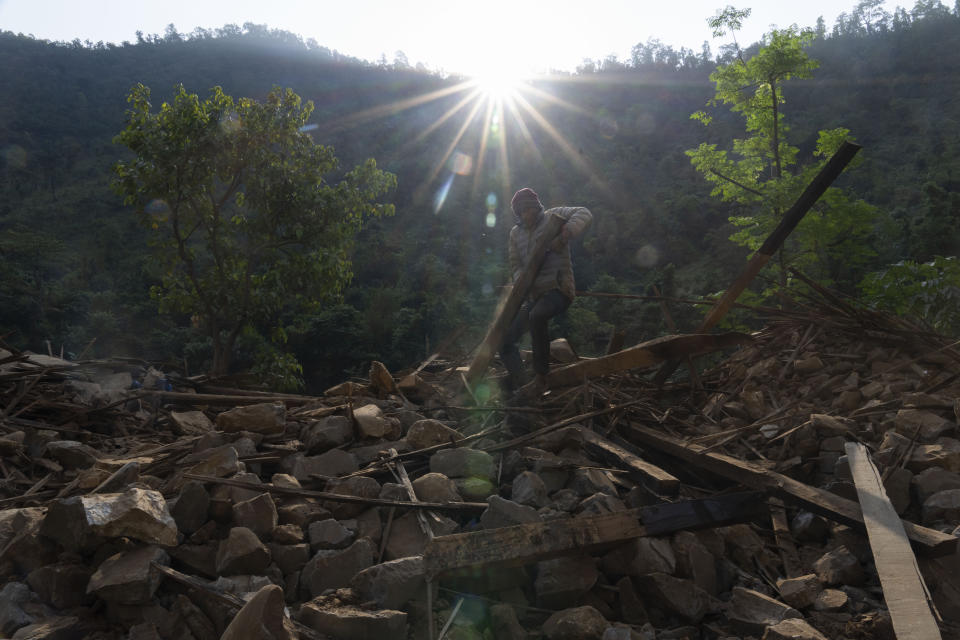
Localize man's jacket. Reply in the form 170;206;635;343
509;206;592;302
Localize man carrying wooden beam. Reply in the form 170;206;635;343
499;188;592;394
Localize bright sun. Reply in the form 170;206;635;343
468;59;529;102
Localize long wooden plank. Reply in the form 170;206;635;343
423;492;765;579
845;442;942;640
624;423;957;556
654;141;863;384
575;426;681;496
465;213;566;389
545;332;751;388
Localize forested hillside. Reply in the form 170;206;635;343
1;3;959;390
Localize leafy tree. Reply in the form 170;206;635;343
113;83;396;378
687;9;878;291
860;256;960;333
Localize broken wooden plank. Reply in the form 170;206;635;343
545;332;751;388
464;212;566;389
769;497;803;579
845;442;942;640
624;423;957;556
423;492;765;579
574;426;681;496
638;491;767;536
184;474;487;512
654;141;862;384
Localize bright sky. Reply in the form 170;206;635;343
0;0;899;75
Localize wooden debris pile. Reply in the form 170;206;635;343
0;289;958;640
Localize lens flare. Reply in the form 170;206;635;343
450;151;474;176
635;245;661;267
485;213;497;228
434;174;455;214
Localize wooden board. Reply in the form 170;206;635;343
846;442;942;640
545;332;751;388
576;426;681;496
464;213;566;389
423;491;765;579
624;423;957;556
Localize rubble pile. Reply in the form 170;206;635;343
0;293;959;640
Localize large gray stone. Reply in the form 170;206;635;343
0;582;33;636
430;448;495;480
298;601;407;639
171;481;210;534
303;416;353;454
353;404;400;440
406;419;463;450
535;556;598;609
907;437;960;473
542;606;608;640
87;546;169;604
480;495;540;529
913;467;960;503
10;616;84;640
216;402;286;434
511;471;549;507
232;493;278;538
454;477;496;501
220;584;296;640
216;527;272;576
26;563;93;609
922;489;960;524
412;472;461;503
671;531;717;596
45;440;100;469
489;603;528;640
777;574;821;610
268;543;311;575
324;475;381;518
290;450;359;483
301;537;376;597
727;586;801;635
569;468;618;497
601;537;675;577
813;546;864;586
308;518;355;550
170;410;214;436
762;618;829;640
351;556;425;609
41;488;177;550
636;573;711;623
895;409;955;442
185;445;240;477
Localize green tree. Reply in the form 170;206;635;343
687;9;878;290
114;83;396;378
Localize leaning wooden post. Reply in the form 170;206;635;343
654;140;862;384
463;213;567;391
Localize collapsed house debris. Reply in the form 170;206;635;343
1;276;959;640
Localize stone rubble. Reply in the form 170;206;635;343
0;310;958;639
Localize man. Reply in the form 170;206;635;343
500;187;592;393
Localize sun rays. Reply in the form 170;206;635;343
308;68;619;227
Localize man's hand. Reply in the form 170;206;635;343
560;224;573;242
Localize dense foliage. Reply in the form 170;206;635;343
1;2;958;389
114;84;394;386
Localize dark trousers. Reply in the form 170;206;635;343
500;289;571;388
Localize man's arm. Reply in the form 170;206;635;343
546;206;592;247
